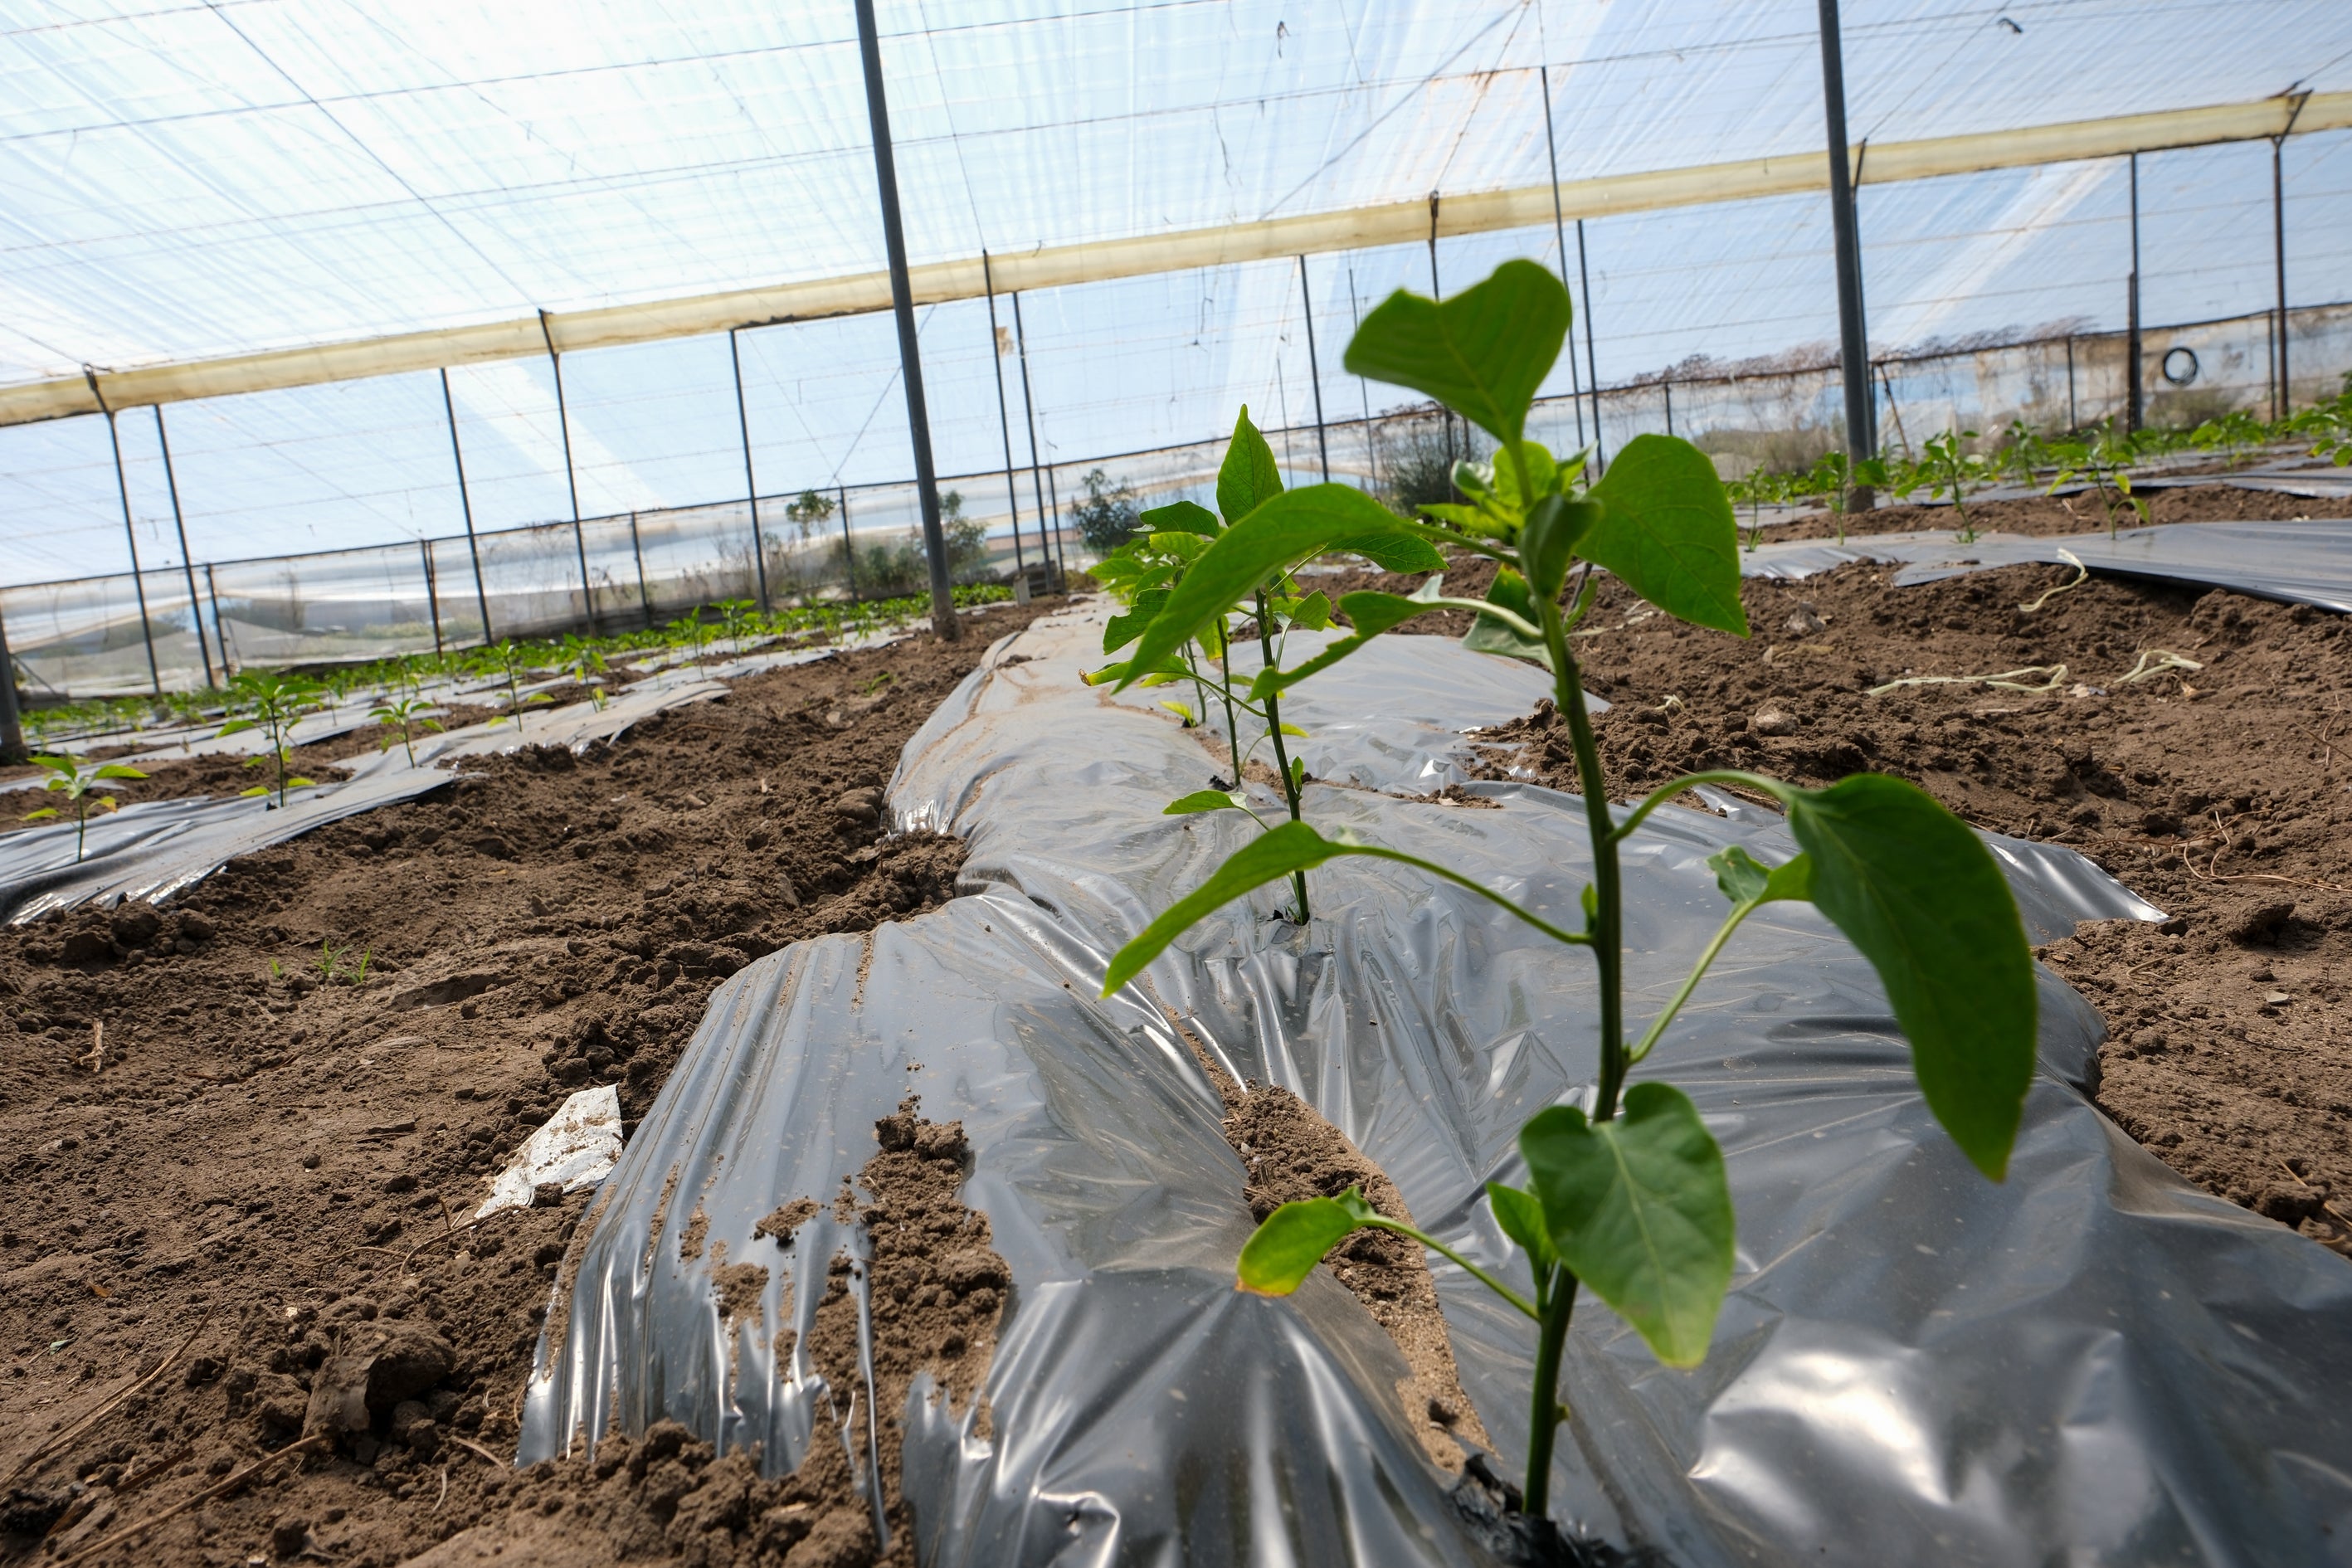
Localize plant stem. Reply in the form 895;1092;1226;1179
1523;1267;1578;1518
1254;590;1308;923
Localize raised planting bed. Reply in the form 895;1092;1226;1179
0;603;1051;1568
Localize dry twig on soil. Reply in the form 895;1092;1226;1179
2;1315;207;1485
56;1433;330;1568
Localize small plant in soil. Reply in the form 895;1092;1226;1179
1089;408;1430;921
2046;417;2150;538
219;671;323;808
22;754;148;860
1100;259;2037;1527
1899;427;1992;543
558;635;610;711
485;640;551;732
369;694;443;766
315;938;371;986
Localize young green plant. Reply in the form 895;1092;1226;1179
22;755;149;861
218;671;323;808
368;695;443;767
1902;428;1990;543
1098;259;2038;1520
485;640;551;732
2047;418;2150;537
1088;408;1435;922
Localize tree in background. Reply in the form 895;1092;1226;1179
1071;469;1143;553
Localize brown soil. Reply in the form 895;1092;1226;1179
1768;480;2331;542
398;1098;1006;1568
1146;997;1492;1470
0;606;1044;1568
1327;548;2351;1253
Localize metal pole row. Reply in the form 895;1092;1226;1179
2127;152;2143;432
1010;291;1055;583
1298;255;1331;483
88;379;163;695
981;252;1027;577
439;368;495;645
854;0;959;641
420;539;444;659
729;327;774;613
540;314;600;635
151;406;215;687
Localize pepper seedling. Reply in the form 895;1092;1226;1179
22;754;149;861
2046;417;2150;538
1088;407;1439;920
218;671;323;809
1098;259;2037;1521
485;640;552;733
368;695;444;767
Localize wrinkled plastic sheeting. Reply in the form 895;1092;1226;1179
523;602;2352;1566
0;767;453;923
2139;463;2352;501
1742;518;2352;614
478;1086;625;1219
338;678;729;780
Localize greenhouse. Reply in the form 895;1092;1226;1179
0;3;2346;1566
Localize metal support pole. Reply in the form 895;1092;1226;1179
1045;463;1068;582
1297;255;1331;482
627;512;652;627
2126;153;2143;433
853;0;959;641
1541;64;1588;450
2066;337;2078;430
440;368;495;645
539;314;600;634
1348;267;1378;490
981;253;1026;574
1011;291;1054;582
206;563;232;678
728;328;775;613
1817;0;1875;509
152;407;214;687
1429;193;1455;472
419;540;446;659
0;599;24;764
2273;134;2290;416
1663;381;1675;436
1577;220;1605;468
91;392;162;695
839;487;856;600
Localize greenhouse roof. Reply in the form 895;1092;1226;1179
1;1;2349;582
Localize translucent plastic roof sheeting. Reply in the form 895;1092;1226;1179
2;3;2350;587
4;0;2346;385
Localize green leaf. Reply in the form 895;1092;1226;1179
1157;699;1195;724
1217;407;1285;524
1462;568;1551;670
1342;259;1569;447
1290;590;1332;631
1246;589;1452;700
1278;722;1307;739
1103;587;1170;654
1142;499;1220;536
1518;495;1596;600
1485;1181;1556;1271
1333;531;1447;572
1102;820;1354;992
239;785;270;798
1520;1083;1732;1367
286;777;315;789
1148;531;1211;562
22;807;56;821
1706;845;1813;907
1581;434;1749;637
1783;774;2035;1180
1165;790;1244;815
1117;485;1429;690
92;764;148;781
216;718;256;738
1236;1186;1383;1296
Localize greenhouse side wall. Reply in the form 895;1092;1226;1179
7;301;2343;700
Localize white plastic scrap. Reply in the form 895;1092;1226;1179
476;1084;623;1219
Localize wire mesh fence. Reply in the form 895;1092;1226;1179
10;299;2344;700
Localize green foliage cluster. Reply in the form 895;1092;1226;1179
21;753;148;860
17;583;1015;752
1731;373;2352;545
1089;259;2039;1517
